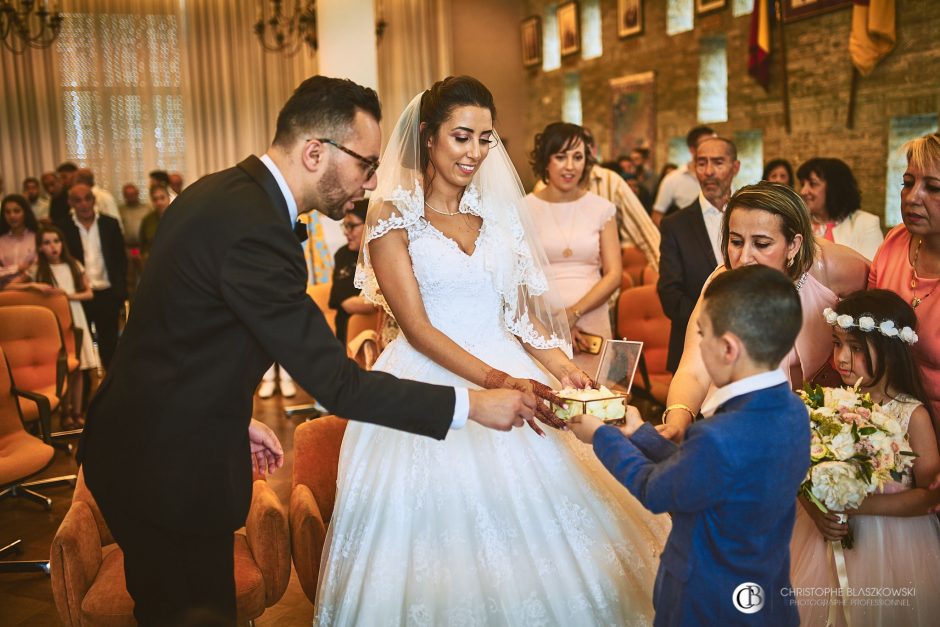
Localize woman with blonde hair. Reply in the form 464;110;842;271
659;182;869;442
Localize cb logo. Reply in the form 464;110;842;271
732;582;765;614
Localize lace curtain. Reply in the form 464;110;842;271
0;0;317;195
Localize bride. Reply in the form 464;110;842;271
315;76;670;625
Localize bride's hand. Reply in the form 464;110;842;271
559;366;594;390
484;369;567;434
570;327;585;354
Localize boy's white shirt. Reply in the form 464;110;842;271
700;369;788;418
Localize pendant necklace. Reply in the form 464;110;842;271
424;200;460;216
910;237;938;309
548;200;577;258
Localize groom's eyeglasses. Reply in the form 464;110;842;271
317;138;380;180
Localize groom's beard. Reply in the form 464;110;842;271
316;161;357;221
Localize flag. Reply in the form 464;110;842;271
748;0;774;89
849;0;896;76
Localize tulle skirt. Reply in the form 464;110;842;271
314;334;671;626
789;502;940;626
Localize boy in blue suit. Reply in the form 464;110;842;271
570;265;809;626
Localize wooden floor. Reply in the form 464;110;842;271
0;387;317;627
1;386;662;626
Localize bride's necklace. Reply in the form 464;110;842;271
548;201;577;258
910;237;939;309
424;200;460;216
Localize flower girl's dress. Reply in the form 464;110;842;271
789;394;940;626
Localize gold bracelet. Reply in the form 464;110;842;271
662;403;695;423
571;307;582;321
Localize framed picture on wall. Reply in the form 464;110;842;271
695;0;726;14
618;0;642;38
557;1;580;57
521;16;542;67
782;0;852;22
609;72;656;173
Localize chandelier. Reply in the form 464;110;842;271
255;0;317;56
0;0;63;54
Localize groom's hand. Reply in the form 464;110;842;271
467;389;535;431
249;418;284;476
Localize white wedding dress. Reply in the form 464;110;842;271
315;189;670;626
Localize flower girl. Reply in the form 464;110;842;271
789;289;940;626
31;224;95;428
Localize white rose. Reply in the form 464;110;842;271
837;314;855;329
899;326;918;344
879;320;899;337
829;431;857;461
858;316;876;332
810;462;870;511
824;308;839;325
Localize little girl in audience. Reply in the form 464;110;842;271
789;289;940;626
31;224;95;428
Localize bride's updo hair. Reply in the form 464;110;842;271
419;76;496;173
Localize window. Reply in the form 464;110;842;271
698;35;728;124
562;72;583;125
58;11;184;192
733;0;753;17
543;4;561;71
667;0;694;36
885;114;939;226
581;0;602;60
732;130;764;188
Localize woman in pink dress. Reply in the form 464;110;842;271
869;132;940;433
658;183;870;442
525;122;622;374
0;194;39;288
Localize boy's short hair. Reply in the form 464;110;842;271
703;266;802;367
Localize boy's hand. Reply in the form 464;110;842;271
567;414;605;444
621;405;645;436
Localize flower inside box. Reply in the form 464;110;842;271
551;386;628;425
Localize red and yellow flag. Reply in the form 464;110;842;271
748;0;774;89
850;0;896;76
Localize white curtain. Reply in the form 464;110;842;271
0;44;65;193
375;0;452;139
179;0;318;180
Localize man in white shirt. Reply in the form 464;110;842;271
657;136;739;373
77;167;122;227
22;176;50;221
58;183;127;368
652;125;716;226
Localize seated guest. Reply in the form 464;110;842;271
798;157;883;260
139;184;171;260
22;176;50;220
0;194;39;287
329;200;376;346
762;158;795;188
657;136;739;373
569;265;808;627
58;183;127;368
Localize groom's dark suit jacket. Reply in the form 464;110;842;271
79;156;455;535
656;198;720;373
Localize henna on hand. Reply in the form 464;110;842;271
483;368;511;390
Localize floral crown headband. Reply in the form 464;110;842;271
823;307;919;345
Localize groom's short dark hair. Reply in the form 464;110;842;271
273;76;382;149
703;266;802;367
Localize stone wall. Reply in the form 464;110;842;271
521;0;940;221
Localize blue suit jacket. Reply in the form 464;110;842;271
593;382;809;626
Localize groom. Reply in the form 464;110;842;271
77;76;536;626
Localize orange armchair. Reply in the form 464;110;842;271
50;472;291;627
0;290;81;376
621;246;648;288
0;306;65;439
617;285;672;405
289;415;347;604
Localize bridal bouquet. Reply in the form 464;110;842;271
798;383;917;548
